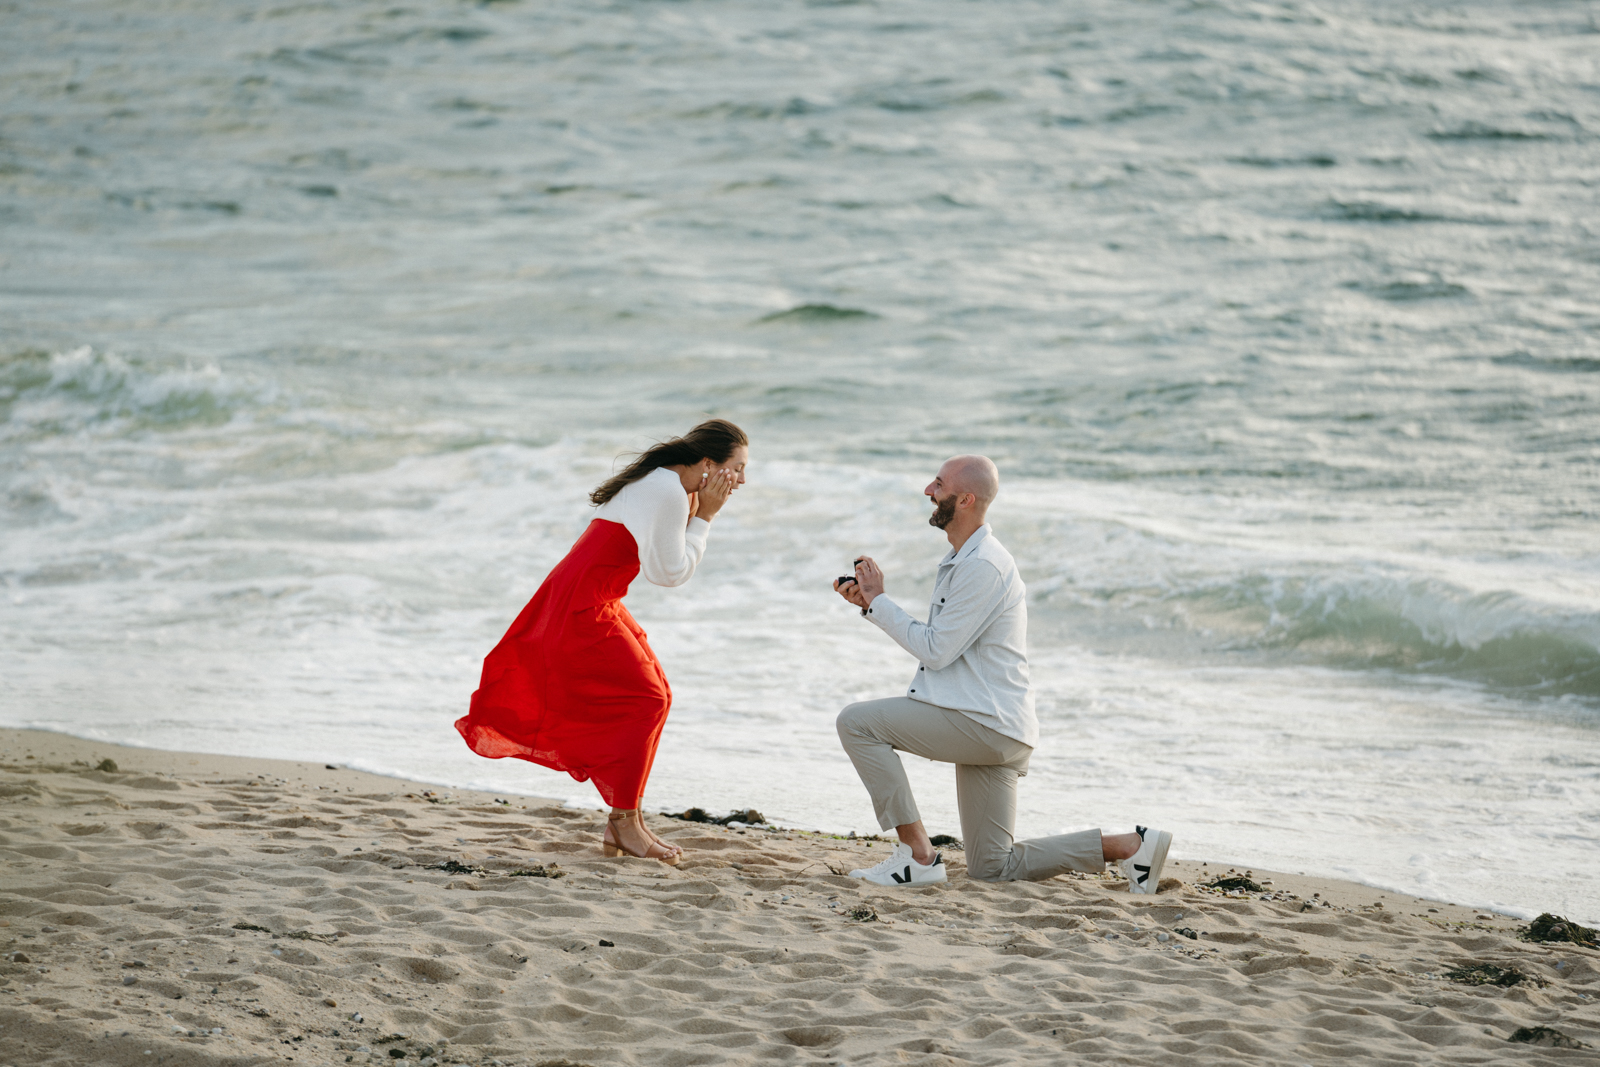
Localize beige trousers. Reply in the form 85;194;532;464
836;696;1104;882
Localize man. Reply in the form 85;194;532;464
832;455;1171;890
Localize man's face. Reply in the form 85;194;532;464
925;464;961;529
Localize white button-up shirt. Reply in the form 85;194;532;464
863;524;1036;747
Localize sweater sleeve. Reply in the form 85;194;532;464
634;472;711;587
863;561;1008;669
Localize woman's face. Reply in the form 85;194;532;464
701;445;749;486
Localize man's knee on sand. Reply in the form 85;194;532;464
964;857;1009;882
961;840;1018;882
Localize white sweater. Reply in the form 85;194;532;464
591;467;712;587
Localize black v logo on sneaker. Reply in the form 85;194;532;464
890;866;912;884
1134;862;1151;885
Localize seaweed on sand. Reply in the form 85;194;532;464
663;806;767;826
424;859;486;875
1509;1026;1586;1048
1202;875;1263;892
1522;913;1598;948
1444;963;1529;987
509;863;566;879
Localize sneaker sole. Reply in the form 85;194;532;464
850;870;949;887
1134;831;1172;894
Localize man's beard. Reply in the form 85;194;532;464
928;492;957;529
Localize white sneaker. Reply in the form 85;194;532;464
1120;825;1171;894
848;843;948;887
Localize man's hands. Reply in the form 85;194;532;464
833;555;885;609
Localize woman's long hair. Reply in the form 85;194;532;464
590;419;749;506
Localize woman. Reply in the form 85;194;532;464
456;419;749;864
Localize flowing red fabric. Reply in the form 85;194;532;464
455;519;671;808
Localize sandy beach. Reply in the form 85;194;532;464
1;727;1595;1066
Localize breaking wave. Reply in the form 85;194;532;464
1181;573;1600;700
0;346;257;439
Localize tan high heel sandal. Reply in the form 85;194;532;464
602;810;681;866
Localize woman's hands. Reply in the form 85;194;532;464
693;467;739;521
673;447;748;522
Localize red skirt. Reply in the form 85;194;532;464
455;519;671;807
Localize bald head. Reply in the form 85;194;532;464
941;454;1000;512
925;455;999;540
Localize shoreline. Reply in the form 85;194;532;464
3;726;1597;1064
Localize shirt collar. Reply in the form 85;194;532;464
940;523;992;566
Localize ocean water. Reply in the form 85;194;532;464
2;0;1597;921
